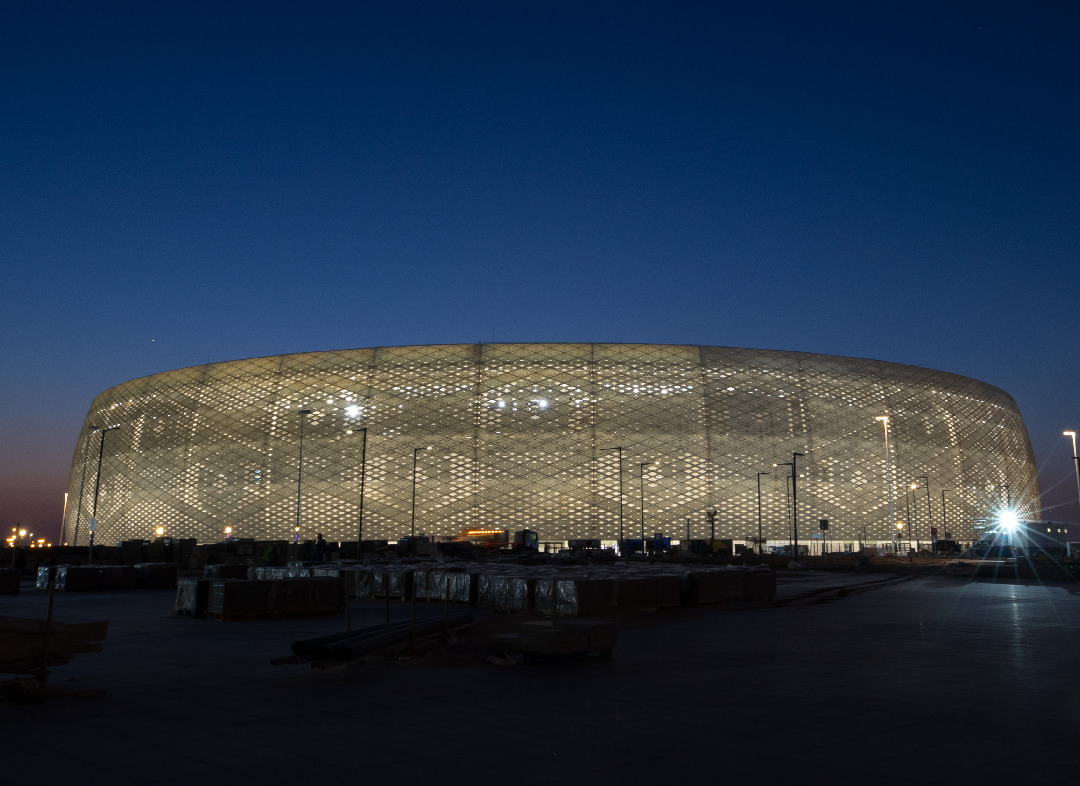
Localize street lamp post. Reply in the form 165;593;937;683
756;472;770;558
599;447;624;551
639;462;650;550
791;452;805;559
1064;432;1080;528
916;475;931;552
89;425;121;562
72;425;100;547
295;409;312;537
411;446;431;537
774;462;793;553
705;508;717;552
876;416;896;554
941;488;947;535
908;482;919;557
354;427;368;557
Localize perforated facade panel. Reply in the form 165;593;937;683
62;344;1040;547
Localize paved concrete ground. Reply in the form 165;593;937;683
3;569;1079;785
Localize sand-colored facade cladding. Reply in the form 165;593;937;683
63;344;1040;547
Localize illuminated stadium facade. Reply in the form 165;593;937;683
62;344;1040;550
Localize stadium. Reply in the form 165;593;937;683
61;343;1040;551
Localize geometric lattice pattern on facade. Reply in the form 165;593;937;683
62;344;1040;547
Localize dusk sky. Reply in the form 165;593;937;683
2;1;1078;542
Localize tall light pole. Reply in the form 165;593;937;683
639;462;650;548
354;427;368;557
599;447;624;549
774;462;793;553
705;508;717;551
411;446;431;537
72;424;100;547
295;409;312;538
908;482;918;556
940;489;948;555
940;489;947;533
916;475;931;551
791;452;805;559
756;471;770;557
89;425;121;562
876;416;896;554
1065;431;1080;525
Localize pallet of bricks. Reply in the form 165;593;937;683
207;577;343;621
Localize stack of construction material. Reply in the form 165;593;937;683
36;566;102;591
173;578;210;617
100;566;138;589
134;563;178;587
212;559;776;616
477;572;532;611
206;577;343;620
203;564;249;580
414;569;474;603
535;576;616;616
0;616;109;674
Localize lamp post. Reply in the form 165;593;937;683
756;472;770;558
353;427;368;557
599;447;624;550
295;409;312;536
908;482;918;557
72;425;100;547
940;488;947;536
705;508;717;552
88;425;121;562
915;475;931;552
774;462;793;554
791;452;805;559
639;462;650;549
1064;432;1080;526
876;416;897;554
411;446;431;537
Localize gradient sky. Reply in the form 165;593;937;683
2;1;1078;543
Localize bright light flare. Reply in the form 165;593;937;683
999;510;1020;531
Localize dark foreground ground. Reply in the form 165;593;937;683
2;570;1079;786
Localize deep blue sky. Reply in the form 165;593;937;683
2;1;1078;541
